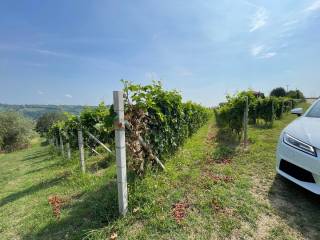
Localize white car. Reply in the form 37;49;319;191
276;99;320;194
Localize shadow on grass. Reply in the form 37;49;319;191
249;119;274;130
22;180;120;240
88;155;114;174
21;167;143;240
268;175;320;240
41;140;49;146
0;174;67;207
23;151;49;161
215;128;240;147
22;148;56;166
24;162;63;175
251;124;273;130
208;128;240;162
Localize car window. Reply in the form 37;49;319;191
306;101;320;118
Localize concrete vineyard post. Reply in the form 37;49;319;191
243;96;249;149
271;99;275;124
66;142;71;159
78;128;85;173
113;90;128;216
66;133;71;160
55;137;59;151
59;131;64;157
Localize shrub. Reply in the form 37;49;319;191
0;112;35;152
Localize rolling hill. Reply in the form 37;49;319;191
0;103;92;119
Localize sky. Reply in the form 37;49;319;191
0;0;320;107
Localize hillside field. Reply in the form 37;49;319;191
0;104;319;240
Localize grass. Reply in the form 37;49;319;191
1;103;319;239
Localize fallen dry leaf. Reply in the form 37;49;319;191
110;232;117;240
171;202;190;223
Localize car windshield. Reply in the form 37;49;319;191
306;101;320;118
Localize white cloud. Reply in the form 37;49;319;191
34;49;71;58
250;7;268;32
261;52;277;59
251;45;277;59
251;45;265;56
283;19;299;27
305;0;320;12
37;90;44;95
65;94;72;98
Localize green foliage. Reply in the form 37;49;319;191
48;102;114;149
0;111;35;152
270;87;286;97
255;97;275;124
35;112;66;136
215;91;294;135
215;91;255;134
79;102;114;145
124;81;209;160
48;81;208;172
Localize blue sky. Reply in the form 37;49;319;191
0;0;320;106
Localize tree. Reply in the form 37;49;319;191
270;87;286;97
35;112;66;136
286;90;305;100
0;112;35;152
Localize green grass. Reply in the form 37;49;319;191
1;103;319;239
0;139;119;239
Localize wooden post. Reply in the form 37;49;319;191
59;131;65;157
113;91;128;216
78;128;85;173
243;96;249;149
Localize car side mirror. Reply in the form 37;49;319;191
291;108;303;116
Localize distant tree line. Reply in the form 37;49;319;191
270;87;305;100
0;103;89;119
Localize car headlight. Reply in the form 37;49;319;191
283;133;317;157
